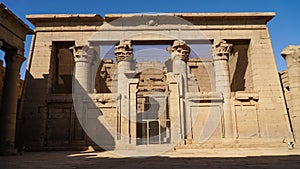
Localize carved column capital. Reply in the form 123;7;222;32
4;50;26;71
281;45;300;63
211;40;232;61
70;45;94;63
167;40;190;62
114;40;133;63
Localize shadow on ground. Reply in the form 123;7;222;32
1;151;300;169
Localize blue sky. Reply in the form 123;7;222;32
1;0;299;79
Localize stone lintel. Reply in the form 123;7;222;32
26;14;104;26
0;3;33;52
26;12;275;29
105;12;275;24
0;3;33;37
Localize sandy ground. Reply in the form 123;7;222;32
0;147;300;169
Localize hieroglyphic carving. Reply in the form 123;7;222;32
114;40;133;62
167;40;191;62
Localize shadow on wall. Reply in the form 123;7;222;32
71;78;116;150
228;40;250;92
17;71;116;151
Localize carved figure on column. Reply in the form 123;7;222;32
167;40;191;62
114;40;133;62
212;40;232;60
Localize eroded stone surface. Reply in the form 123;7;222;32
280;46;300;142
17;12;296;152
0;3;33;155
114;40;133;63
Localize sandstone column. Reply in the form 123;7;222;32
70;45;95;146
281;46;300;142
114;40;134;146
0;49;25;154
212;40;233;139
71;46;94;93
168;40;192;142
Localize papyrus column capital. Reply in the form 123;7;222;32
70;45;94;63
211;40;233;61
114;40;133;63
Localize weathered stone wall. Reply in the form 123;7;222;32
281;46;300;142
21;15;103;148
188;58;215;92
20;13;294;150
201;28;292;142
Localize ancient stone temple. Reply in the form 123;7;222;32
280;46;300;143
19;12;295;151
0;3;33;154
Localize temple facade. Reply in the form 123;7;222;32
17;12;297;151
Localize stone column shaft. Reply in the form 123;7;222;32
0;50;25;154
282;46;300;142
114;40;133;146
71;46;94;93
214;60;231;96
212;40;233;140
71;45;93;136
169;40;192;142
117;60;131;144
173;59;191;141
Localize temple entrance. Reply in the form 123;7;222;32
135;68;171;145
137;118;170;145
